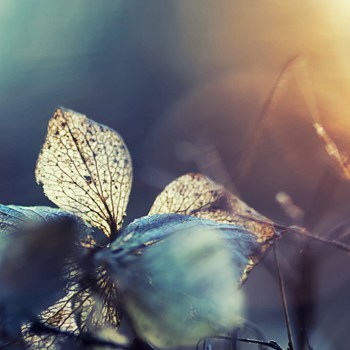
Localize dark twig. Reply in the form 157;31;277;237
237;338;284;350
197;336;285;350
273;243;294;350
238;320;268;350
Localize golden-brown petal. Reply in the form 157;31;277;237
36;107;132;238
149;173;275;243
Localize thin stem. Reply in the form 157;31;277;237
289;226;350;254
237;338;284;350
273;243;294;350
197;336;285;350
238;55;299;178
305;232;350;253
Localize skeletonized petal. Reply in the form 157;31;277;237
23;267;120;350
149;173;275;244
36;107;132;238
0;204;79;234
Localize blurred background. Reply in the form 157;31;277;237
1;1;350;349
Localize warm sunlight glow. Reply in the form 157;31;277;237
313;122;350;179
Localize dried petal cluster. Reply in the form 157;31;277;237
0;107;280;349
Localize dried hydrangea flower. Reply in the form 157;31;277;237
0;107;281;349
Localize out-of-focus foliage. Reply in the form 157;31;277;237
0;209;80;345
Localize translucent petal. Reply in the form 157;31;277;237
0;206;117;347
114;213;263;285
23;267;120;350
149;173;275;243
22;293;77;350
0;204;72;234
0;204;94;248
71;267;120;333
36;107;132;238
104;225;245;348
